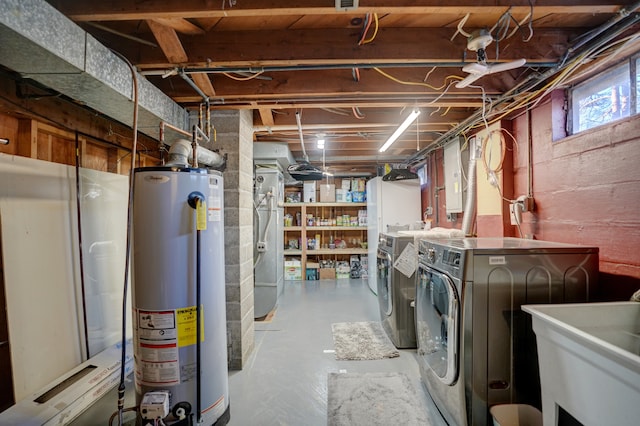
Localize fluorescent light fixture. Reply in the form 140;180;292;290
379;109;421;152
317;138;325;149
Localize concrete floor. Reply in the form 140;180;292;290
72;278;446;425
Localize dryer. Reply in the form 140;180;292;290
415;237;598;426
376;232;417;348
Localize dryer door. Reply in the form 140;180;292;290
416;264;459;385
376;249;393;316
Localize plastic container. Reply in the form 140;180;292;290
490;404;542;426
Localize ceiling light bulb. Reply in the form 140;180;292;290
379;109;421;153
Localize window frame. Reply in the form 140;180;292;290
568;54;639;135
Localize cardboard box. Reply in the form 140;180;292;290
341;179;351;191
319;184;335;202
336;261;350;279
335;189;346;202
318;268;336;280
284;266;302;280
303;181;316;203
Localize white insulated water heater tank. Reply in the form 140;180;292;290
132;167;229;425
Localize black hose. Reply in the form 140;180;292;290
74;131;90;359
187;191;205;424
112;51;139;426
196;226;202;424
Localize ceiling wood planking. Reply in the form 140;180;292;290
128;28;575;68
192;17;222;32
37;0;635;174
288;14;365;30
210;15;305;31
264;108;470;128
148;67;515;105
50;1;625;21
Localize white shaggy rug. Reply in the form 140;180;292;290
327;372;432;426
331;321;400;360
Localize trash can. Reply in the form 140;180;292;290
490;404;542;426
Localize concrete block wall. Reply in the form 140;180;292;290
211;109;255;370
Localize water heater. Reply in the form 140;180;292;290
132;167;229;425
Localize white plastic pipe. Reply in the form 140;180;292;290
166;139;225;169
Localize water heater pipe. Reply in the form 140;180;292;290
167;139;225;169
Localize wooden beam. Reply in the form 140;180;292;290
17;119;37;158
150;18;205;35
55;1;623;21
129;27;576;69
146;21;218;97
191;73;216;97
153;66;517;115
146;20;189;63
258;107;275;127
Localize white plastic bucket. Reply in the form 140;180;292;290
490;404;542;426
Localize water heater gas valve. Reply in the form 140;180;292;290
140;390;171;420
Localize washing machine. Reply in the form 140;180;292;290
376;232;417;348
415;237;598;426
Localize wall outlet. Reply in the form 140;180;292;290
256;241;267;252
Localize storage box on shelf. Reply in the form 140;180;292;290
283;177;368;280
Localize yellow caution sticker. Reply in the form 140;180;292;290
196;200;207;230
176;306;205;347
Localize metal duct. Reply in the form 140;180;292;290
166;139;225;169
460;140;480;236
0;0;188;140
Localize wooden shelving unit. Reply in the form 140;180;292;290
283;202;368;279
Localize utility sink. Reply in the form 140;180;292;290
523;302;640;426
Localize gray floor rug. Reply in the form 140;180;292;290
327;372;432;426
331;321;400;360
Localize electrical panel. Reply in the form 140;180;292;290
444;138;465;214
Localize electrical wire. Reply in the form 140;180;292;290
108;407;138;426
373;67;462;90
423;66;437;82
481;130;506;177
222;71;265;81
473;31;639;128
352;67;361;82
452;13;472;40
360;13;378;45
358;13;372;45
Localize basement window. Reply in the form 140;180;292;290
569;55;639;134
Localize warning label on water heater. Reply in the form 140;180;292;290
208;178;222;222
135;309;181;386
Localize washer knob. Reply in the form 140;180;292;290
427;248;436;263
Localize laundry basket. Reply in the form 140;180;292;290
490;404;542;426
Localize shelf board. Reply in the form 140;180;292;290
307;226;367;231
284;202;366;207
284;249;303;255
306;248;368;255
284;226;303;231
